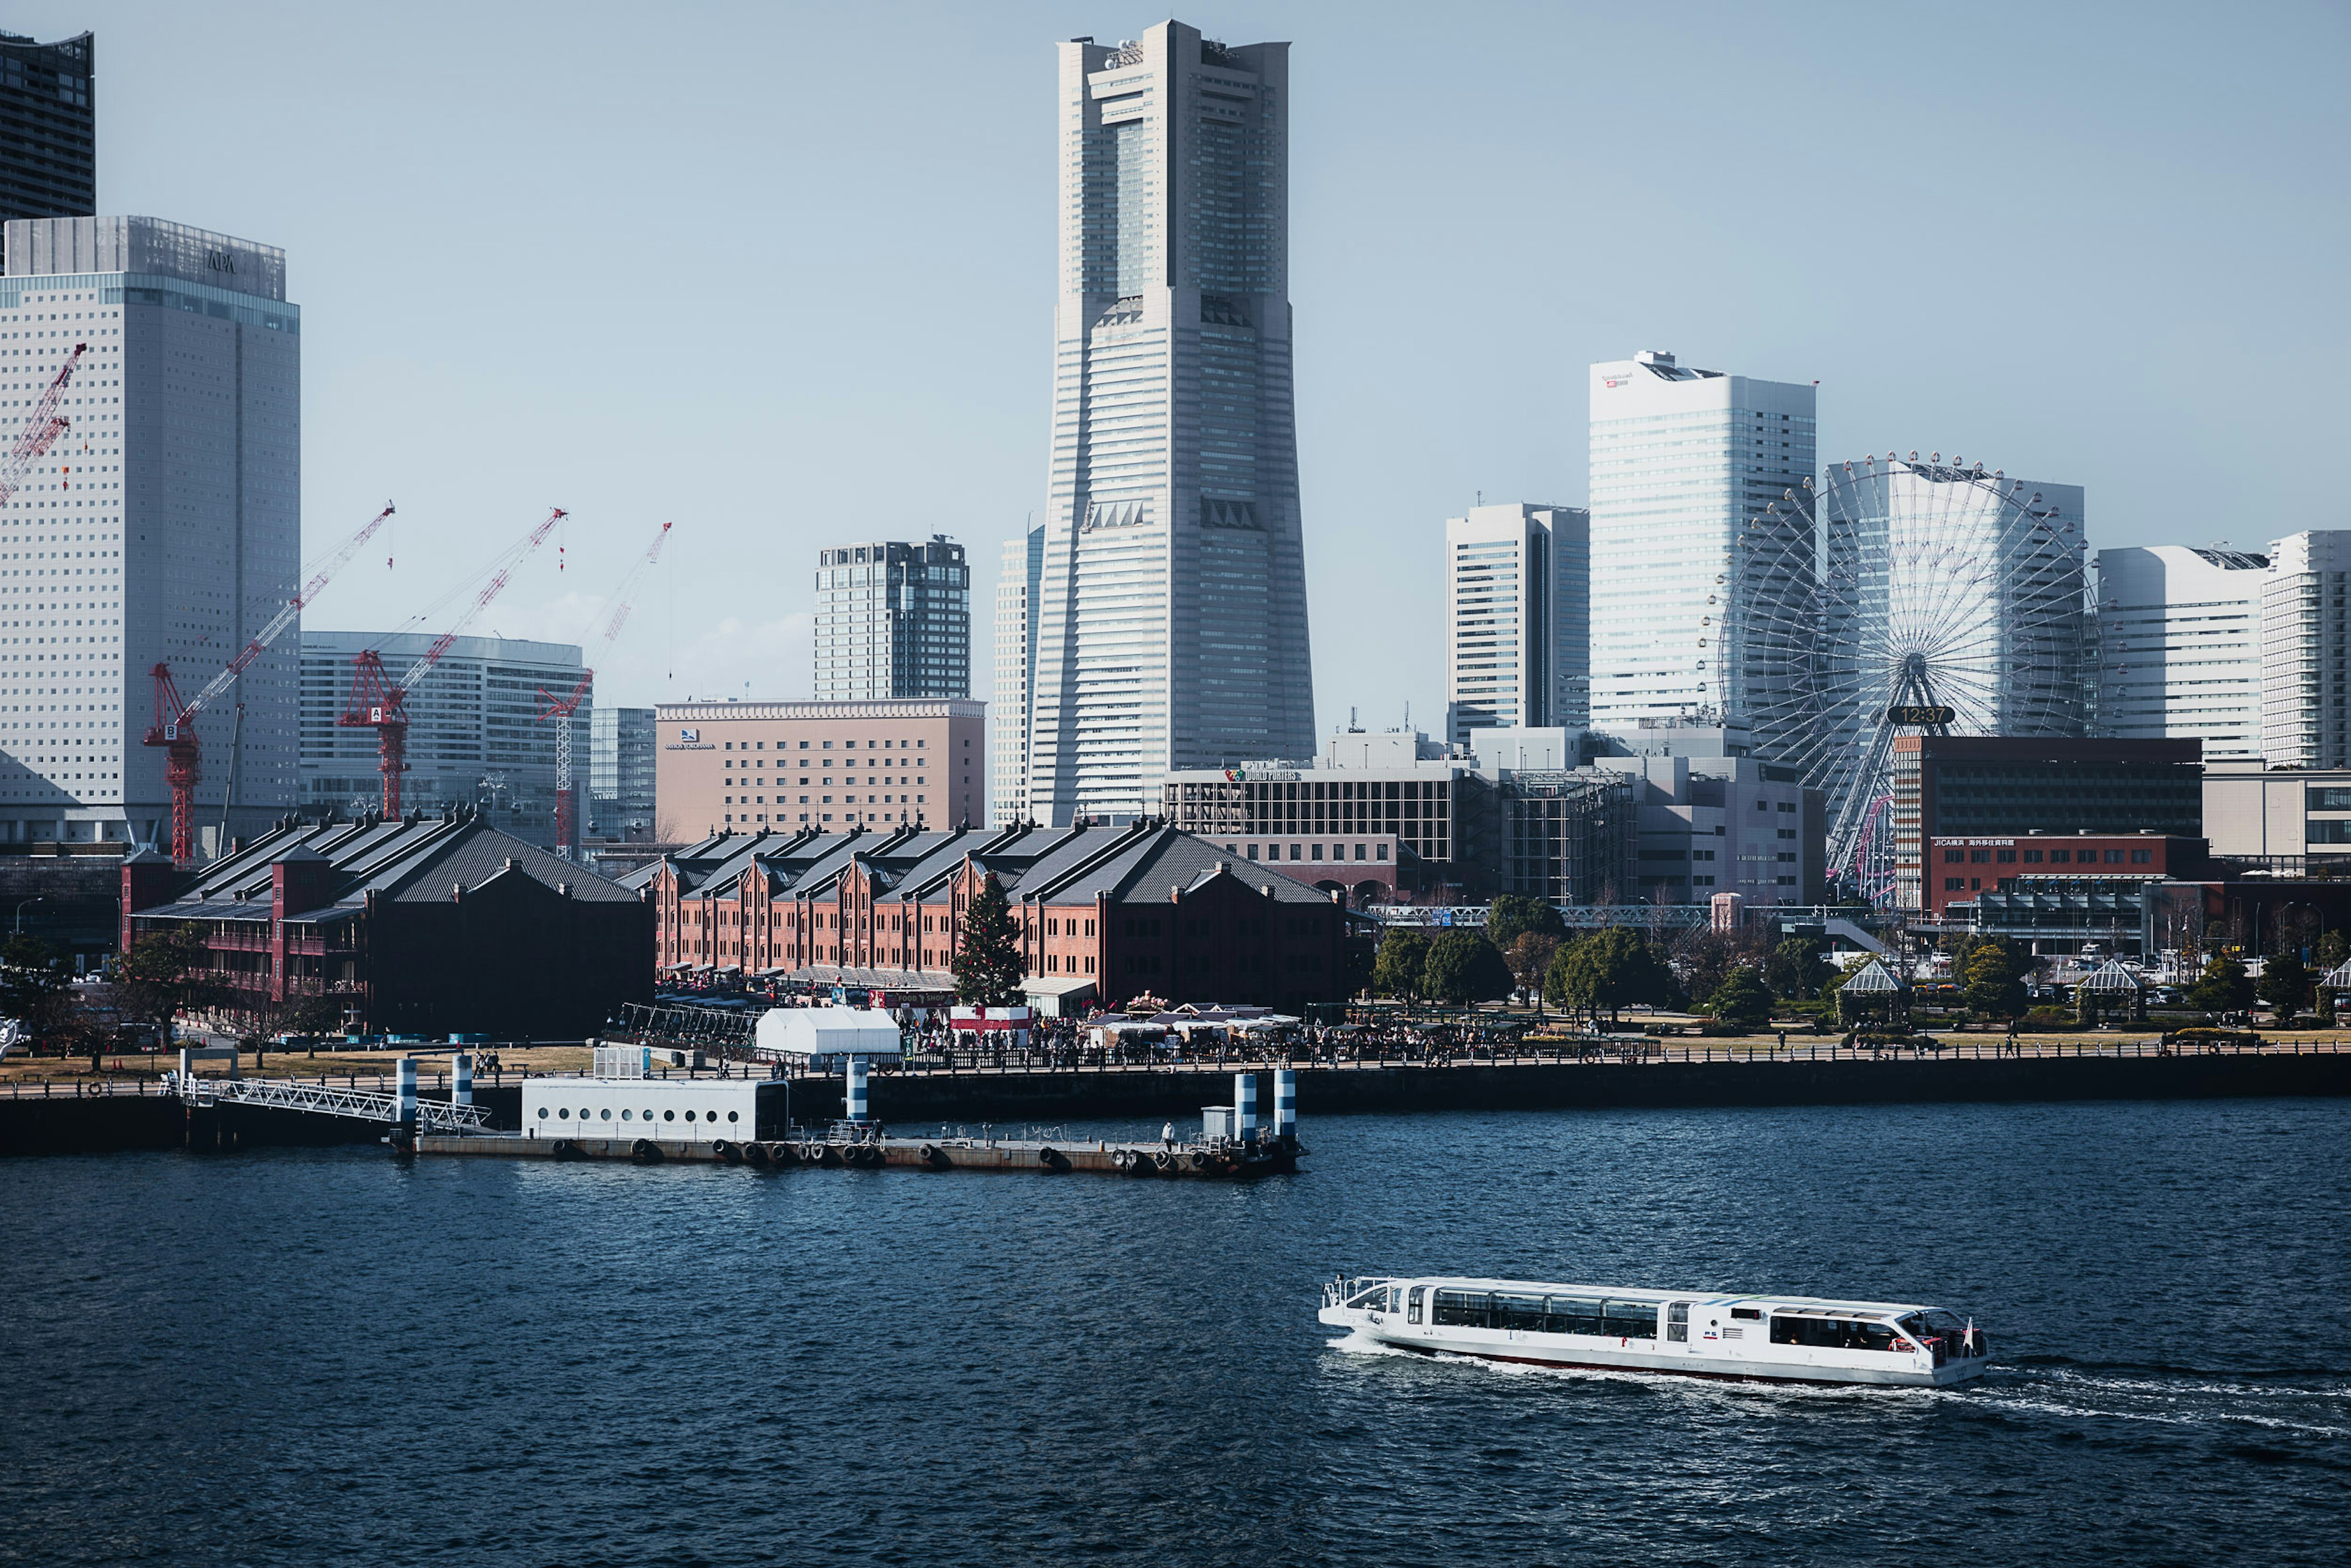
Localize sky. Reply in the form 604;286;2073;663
15;0;2348;732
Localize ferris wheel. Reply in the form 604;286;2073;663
1725;454;2087;904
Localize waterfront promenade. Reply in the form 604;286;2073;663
4;1034;2347;1156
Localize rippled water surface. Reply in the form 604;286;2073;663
3;1099;2347;1565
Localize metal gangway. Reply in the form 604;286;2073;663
165;1071;491;1133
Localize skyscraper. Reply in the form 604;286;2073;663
993;522;1043;823
1443;502;1589;748
2259;531;2351;769
1588;351;1815;749
2096;544;2268;763
812;536;970;700
1;216;299;849
1027;21;1314;823
0;32;94;225
589;704;657;841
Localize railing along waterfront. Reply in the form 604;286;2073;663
6;1035;2350;1100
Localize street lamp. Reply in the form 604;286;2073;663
12;896;42;934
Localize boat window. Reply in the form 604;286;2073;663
1666;1302;1690;1343
1431;1290;1491;1329
1769;1315;1907;1352
1605;1301;1660;1340
1407;1287;1424;1325
1493;1293;1546;1331
1730;1307;1761;1321
1387;1286;1401;1314
1543;1297;1608;1335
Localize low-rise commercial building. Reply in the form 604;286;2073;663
122;808;652;1037
630;819;1348;1016
2203;762;2351;873
1927;831;2210;948
653;698;985;841
1889;737;2202;910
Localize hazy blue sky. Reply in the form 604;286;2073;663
17;1;2347;730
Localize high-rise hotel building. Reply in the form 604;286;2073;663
1444;503;1589;749
0;216;300;847
1588;351;1815;756
1027;21;1315;823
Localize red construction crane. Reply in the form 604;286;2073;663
338;508;567;820
143;502;397;865
536;520;672;857
0;343;86;505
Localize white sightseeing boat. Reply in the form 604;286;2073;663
1319;1275;1990;1387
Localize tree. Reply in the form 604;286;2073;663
1962;942;2029;1024
0;933;73;1046
1485;894;1566;953
1371;930;1429;1000
1505;932;1561;1007
115;925;220;1037
951;874;1025;1007
1764;937;1832;1003
2184;953;2255;1015
1709;965;1774;1030
1671;928;1750;1011
2315;929;2349;976
1422;931;1515;1006
2257;953;2312;1022
1547;926;1676;1026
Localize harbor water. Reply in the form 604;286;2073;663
3;1099;2346;1564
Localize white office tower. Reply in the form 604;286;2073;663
1444;503;1589;748
2096;545;2268;763
992;523;1043;823
0;216;299;847
1588;351;1816;760
2260;531;2351;768
1027;22;1314;824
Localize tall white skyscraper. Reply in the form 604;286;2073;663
2096;544;2268;762
812;537;970;700
2260;531;2351;769
1588;350;1815;751
1027;21;1314;823
0;216;299;847
992;523;1043;823
1444;502;1588;748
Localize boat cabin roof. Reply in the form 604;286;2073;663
1387;1277;1941;1318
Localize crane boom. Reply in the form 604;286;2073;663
536;521;672;856
390;507;565;697
184;503;396;718
0;343;86;504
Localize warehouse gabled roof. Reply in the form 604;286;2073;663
129;808;640;921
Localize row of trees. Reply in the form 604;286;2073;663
0;925;329;1054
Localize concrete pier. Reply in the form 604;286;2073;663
412;1130;1299;1179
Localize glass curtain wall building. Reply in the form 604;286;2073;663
1444;502;1589;748
2095;544;2268;763
1588;351;1815;757
0;32;93;224
2259;531;2351;770
0;216;298;849
812;537;969;700
589;705;656;841
301;631;587;848
993;522;1044;823
1029;21;1314;823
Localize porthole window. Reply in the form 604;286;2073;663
728;1111;740;1122
558;1107;571;1119
621;1109;633;1121
643;1109;654;1122
600;1108;613;1120
664;1109;675;1121
537;1107;549;1119
684;1109;697;1122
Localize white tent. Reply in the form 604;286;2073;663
752;1005;905;1060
